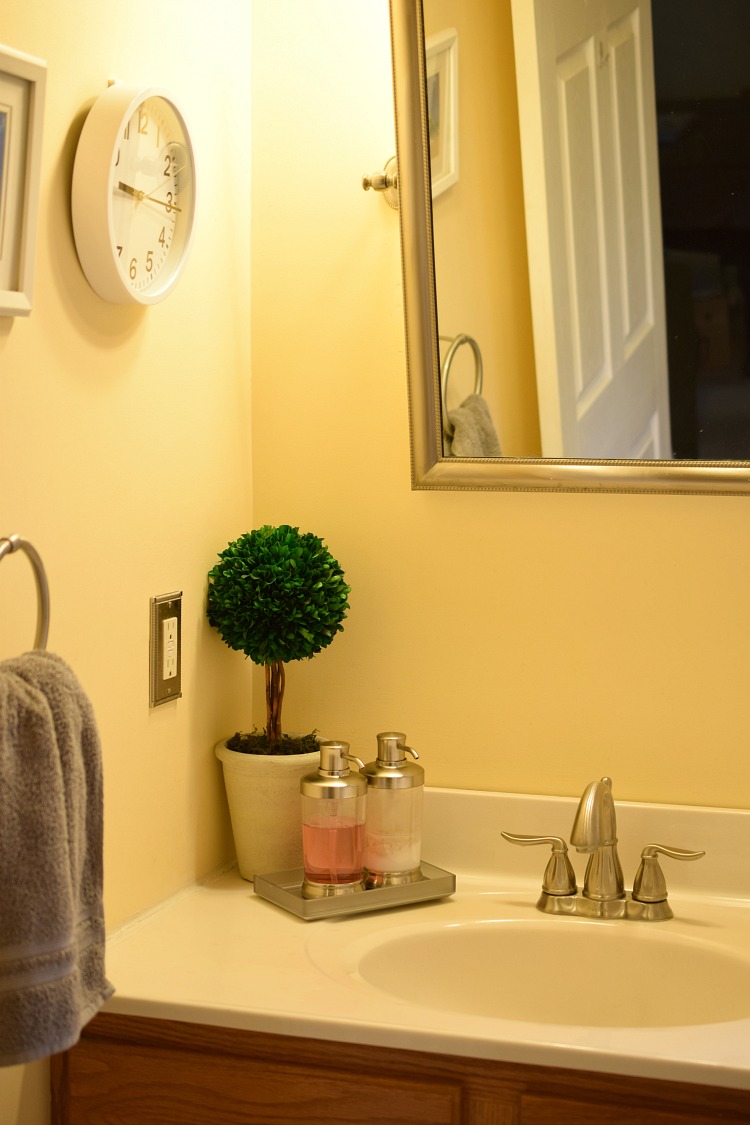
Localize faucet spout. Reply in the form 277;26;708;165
570;776;624;901
570;776;617;850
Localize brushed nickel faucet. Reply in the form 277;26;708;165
569;776;624;902
503;776;705;922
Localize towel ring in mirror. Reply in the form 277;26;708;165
440;333;483;437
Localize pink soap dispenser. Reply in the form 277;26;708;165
300;740;367;898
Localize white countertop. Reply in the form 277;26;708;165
104;787;750;1091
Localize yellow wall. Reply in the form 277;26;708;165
4;0;750;1119
1;1;252;1115
1;0;253;928
251;0;750;815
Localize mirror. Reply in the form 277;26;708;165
389;0;750;492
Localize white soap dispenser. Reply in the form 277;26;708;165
300;740;367;898
362;731;424;888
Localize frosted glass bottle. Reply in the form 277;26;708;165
300;740;367;898
362;732;424;888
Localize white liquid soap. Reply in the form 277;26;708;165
362;731;424;888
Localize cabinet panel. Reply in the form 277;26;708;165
59;1038;462;1125
51;1014;750;1125
522;1092;744;1125
468;1095;520;1125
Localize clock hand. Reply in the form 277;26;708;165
117;181;183;213
141;188;182;213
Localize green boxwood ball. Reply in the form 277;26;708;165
207;525;350;666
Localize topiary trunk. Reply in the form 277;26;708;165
264;659;285;746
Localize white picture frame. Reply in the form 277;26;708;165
0;44;46;317
425;28;458;197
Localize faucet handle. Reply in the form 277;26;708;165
631;843;706;904
501;832;577;896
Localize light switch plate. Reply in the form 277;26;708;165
149;591;182;707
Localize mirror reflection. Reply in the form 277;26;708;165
424;0;750;461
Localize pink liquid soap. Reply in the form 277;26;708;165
303;819;365;884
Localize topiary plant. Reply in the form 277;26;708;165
207;525;350;753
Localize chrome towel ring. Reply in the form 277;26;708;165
0;534;50;650
439;334;484;436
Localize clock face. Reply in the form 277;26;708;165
109;95;195;300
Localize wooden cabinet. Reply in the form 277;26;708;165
51;1013;750;1125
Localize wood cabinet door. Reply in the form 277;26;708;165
56;1037;463;1125
522;1091;748;1125
51;1014;750;1125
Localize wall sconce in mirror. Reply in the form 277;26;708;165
388;0;750;494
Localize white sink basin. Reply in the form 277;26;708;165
306;890;750;1028
354;917;750;1027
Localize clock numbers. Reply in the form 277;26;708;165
127;250;159;280
109;95;193;297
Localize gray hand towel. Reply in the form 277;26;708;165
445;393;501;457
0;651;113;1066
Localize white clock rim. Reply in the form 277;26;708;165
72;83;197;306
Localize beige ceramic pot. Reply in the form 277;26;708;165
215;739;320;880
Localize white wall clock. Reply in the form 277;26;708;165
71;82;196;305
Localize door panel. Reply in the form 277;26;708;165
512;0;671;458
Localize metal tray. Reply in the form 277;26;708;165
253;861;456;921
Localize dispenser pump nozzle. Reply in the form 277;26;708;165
376;731;419;766
318;740;364;775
